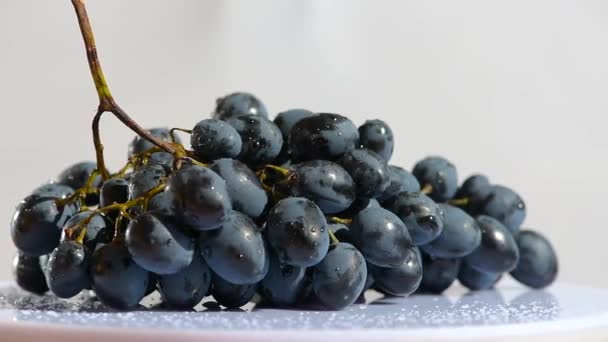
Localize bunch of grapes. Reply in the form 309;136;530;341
10;91;558;311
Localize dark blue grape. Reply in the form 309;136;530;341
455;174;491;201
464;215;519;273
350;206;413;267
338;148;390;198
210;158;267;219
100;178;129;207
358;119;394;161
510;230;558;289
412;156;458;202
11;193;76;256
61;211;113;252
328;223;353;244
458;262;501;291
418;252;461;294
126;211;194;274
128;127;180;169
90;242;150;310
33;183;74;199
312;242;367;310
157;252;211;309
289;113;359;162
212;92;268;120
260;253;311;307
266;197;329;267
421;204;481;258
46;241;90;298
166;165;231;230
128;164;172;213
12;252;48;295
378;166;420;203
474;185;526;233
211;272;257;308
191;119;242;162
286;160;356;214
384;192;443;245
274;109;316;138
226;115;283;168
273;109;315;163
57;161;101;205
199;211;268;285
128;127;176;155
368;247;422;296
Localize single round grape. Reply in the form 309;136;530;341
274;109;316;162
358;119;394;161
350;206;413;267
46;241;90;298
128;164;171;213
412;156;458;202
418;253;461;294
286;160;356;214
510;230;558;289
454;174;491;202
259;253;311;307
266;197;330;267
157;252;211;309
90;242;150;310
474;185;526;233
212;92;268;120
289;113;359;162
99;177;129;207
274;109;316;138
464;215;519;273
421;204;481;258
210;158;267;219
166;165;231;230
369;246;422;296
328;223;353;244
32;183;74;199
384;192;444;245
226;115;283;167
191;119;242;162
338;148;390;198
211;272;257;309
199;211;268;285
11;193;76;256
128;127;176;155
61;211;113;252
126;211;194;275
128;127;180;168
12;252;48;295
458;262;501;291
337;197;380;218
312;242;367;310
378;166;420;203
128;164;166;199
57;161;101;205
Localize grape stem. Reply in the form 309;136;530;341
420;183;433;195
64;181;167;241
328;230;340;245
71;0;179;180
329;217;352;225
169;128;192;143
448;197;470;206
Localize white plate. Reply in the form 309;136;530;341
1;281;607;341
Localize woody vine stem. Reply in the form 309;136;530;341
71;0;183;181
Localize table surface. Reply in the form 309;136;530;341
1;281;607;341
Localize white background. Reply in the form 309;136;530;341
0;0;606;287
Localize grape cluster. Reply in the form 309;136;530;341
10;92;558;311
